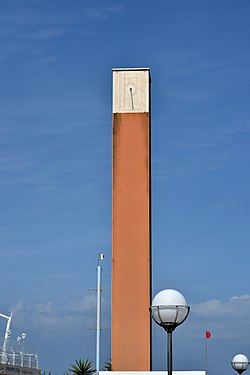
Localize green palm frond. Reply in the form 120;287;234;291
102;358;112;371
69;359;96;375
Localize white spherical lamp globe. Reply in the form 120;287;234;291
232;354;249;374
150;289;190;331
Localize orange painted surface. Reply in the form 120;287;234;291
112;112;151;371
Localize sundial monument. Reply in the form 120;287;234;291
112;68;152;371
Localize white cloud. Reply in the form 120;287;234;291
9;294;111;334
192;294;250;317
192;299;225;316
186;294;250;340
230;294;250;301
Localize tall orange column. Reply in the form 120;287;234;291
112;68;152;371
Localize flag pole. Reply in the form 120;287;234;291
205;331;211;375
205;336;208;375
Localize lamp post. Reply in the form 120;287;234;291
150;289;190;375
232;354;249;374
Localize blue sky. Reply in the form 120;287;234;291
0;0;250;374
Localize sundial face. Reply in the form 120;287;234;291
113;69;150;113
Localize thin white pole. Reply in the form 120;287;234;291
96;263;102;371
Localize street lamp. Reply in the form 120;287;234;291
232;354;249;374
150;289;190;375
21;333;26;355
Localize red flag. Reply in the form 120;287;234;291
206;331;211;339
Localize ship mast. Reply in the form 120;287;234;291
96;253;104;372
0;312;12;364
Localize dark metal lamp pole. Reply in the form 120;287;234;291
167;328;173;375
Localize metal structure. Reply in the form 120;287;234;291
0;312;39;370
0;352;39;369
0;312;12;364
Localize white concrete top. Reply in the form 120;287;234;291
113;68;150;113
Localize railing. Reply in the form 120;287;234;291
0;351;39;369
